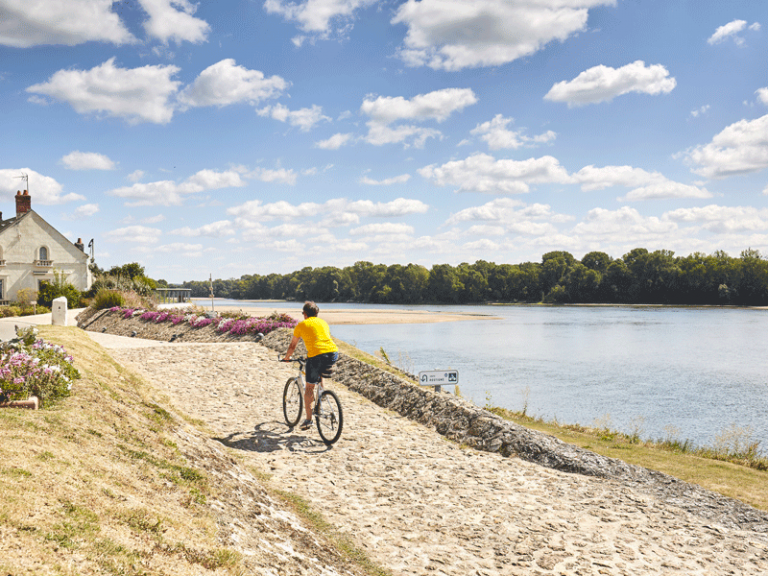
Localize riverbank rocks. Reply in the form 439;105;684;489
79;309;768;534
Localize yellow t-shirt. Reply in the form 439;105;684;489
293;316;338;358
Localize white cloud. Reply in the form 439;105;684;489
144;242;205;258
345;198;429;217
361;88;477;123
107;169;246;206
573;206;676;237
0;0;136;47
707;19;760;46
470;114;556;150
687;114;768;178
544;61;676;107
27;58;181;125
664;205;768;233
127;170;145;182
757;88;768;106
139;0;210;44
228;197;428;223
445;198;569;237
72;203;99;218
690;104;710;118
349;223;415;236
257;103;330;131
619;181;712;202
103;225;162;244
171;220;236;237
263;0;376;36
0;168;84;205
177;59;288;109
419;153;570;194
142;215;165;224
248;167;297;185
315;133;354;149
392;0;615;71
359;174;411;185
61;151;116;171
360;88;477;148
573;164;712;200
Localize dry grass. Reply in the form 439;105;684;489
0;326;246;575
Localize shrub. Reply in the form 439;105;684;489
0;327;80;407
91;289;127;310
37;270;82;309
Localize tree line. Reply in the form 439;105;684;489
177;248;768;306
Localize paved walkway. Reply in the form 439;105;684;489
0;308;85;341
97;339;768;576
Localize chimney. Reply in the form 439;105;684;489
15;190;31;216
75;238;85;252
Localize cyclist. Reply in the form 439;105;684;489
281;301;339;430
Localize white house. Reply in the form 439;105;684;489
0;190;92;304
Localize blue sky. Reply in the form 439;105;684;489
1;0;767;283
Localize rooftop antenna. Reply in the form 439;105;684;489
16;173;29;193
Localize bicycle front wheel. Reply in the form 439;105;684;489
283;378;303;428
315;390;343;445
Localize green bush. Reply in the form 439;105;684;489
0;304;51;318
37;270;82;308
90;289;127;310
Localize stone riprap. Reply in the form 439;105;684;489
80;309;768;538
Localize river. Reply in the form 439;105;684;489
196;299;768;450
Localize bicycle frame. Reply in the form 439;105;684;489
285;356;324;409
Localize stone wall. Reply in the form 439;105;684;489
79;309;768;533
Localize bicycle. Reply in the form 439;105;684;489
279;355;343;445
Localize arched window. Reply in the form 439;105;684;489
39;246;48;260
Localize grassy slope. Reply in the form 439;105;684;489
0;326;242;575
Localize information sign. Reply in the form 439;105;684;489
418;370;459;386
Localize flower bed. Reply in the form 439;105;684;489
0;327;80;408
110;307;297;337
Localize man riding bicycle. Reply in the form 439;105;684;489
281;301;339;430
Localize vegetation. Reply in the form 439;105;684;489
0;326;79;407
37;269;82;308
179;248;768;305
0;326;383;576
485;403;768;511
86;261;158;300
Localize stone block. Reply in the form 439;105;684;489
52;296;68;326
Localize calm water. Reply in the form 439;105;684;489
198;299;768;448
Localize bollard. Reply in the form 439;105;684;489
52;296;68;326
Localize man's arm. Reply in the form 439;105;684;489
283;335;301;361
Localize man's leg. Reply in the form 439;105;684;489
304;382;315;421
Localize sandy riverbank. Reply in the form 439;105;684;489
192;303;501;325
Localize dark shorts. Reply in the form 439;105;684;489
305;351;338;384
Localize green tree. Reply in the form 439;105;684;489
581;251;612;273
427;264;463;303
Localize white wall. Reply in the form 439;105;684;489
0;212;91;302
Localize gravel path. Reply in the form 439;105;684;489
98;338;768;576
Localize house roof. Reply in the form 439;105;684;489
0;210;89;262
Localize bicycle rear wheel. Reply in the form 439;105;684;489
315;390;343;445
282;378;303;427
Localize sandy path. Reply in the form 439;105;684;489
101;339;768;576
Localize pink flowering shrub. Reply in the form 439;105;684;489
0;327;80;407
112;306;297;337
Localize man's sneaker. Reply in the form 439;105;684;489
300;419;312;430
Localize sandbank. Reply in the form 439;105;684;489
199;304;500;325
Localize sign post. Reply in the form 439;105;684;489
418;370;459;393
